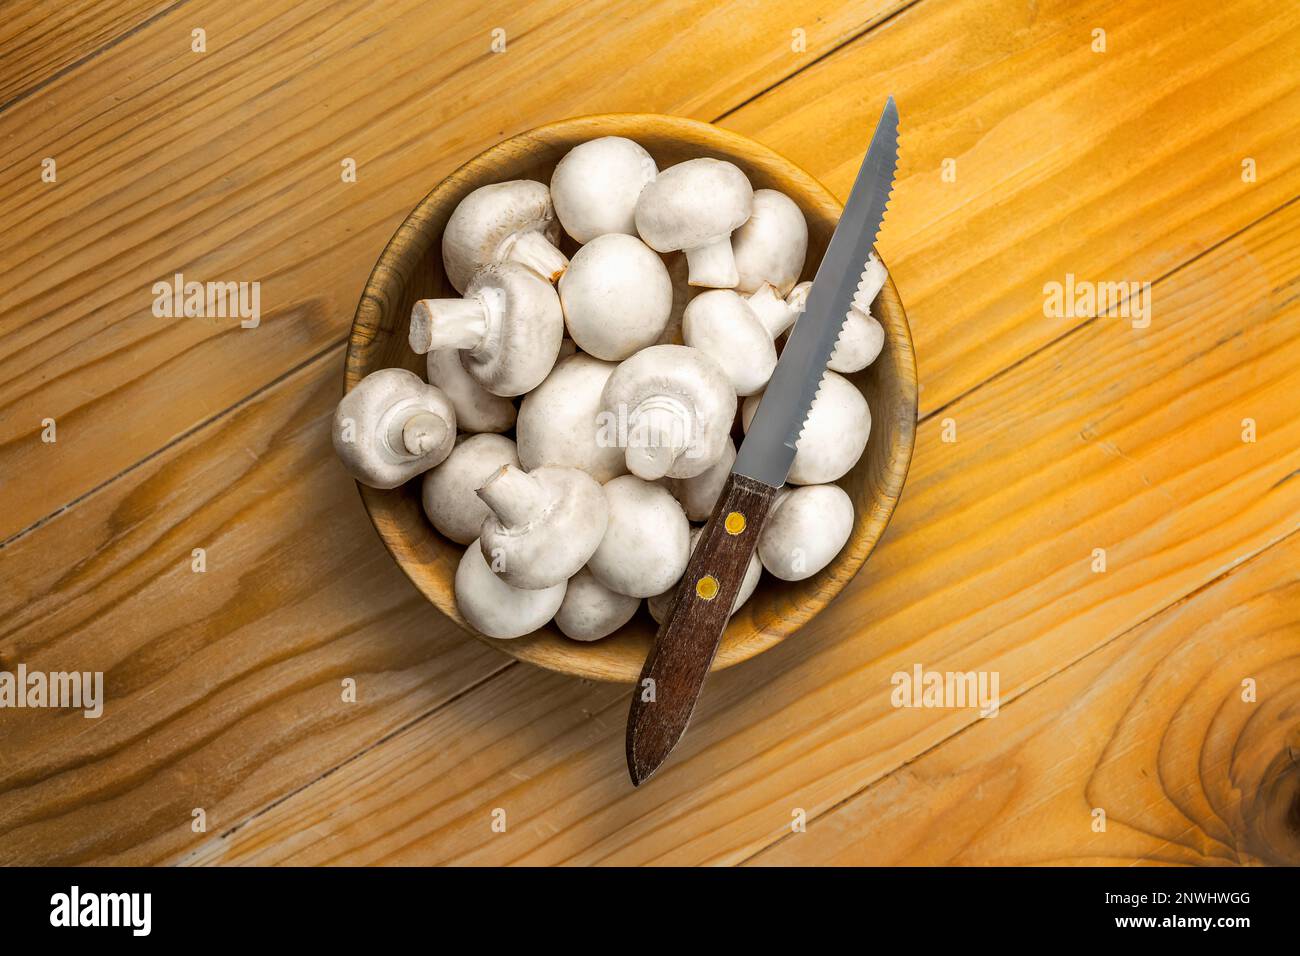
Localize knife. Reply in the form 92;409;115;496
625;96;901;786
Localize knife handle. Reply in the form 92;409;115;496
627;473;780;783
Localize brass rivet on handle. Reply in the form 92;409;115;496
696;575;720;601
724;511;746;535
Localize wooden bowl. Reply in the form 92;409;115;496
345;114;917;682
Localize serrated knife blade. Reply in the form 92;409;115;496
626;98;901;786
733;95;900;486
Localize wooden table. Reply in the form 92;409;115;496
2;0;1297;867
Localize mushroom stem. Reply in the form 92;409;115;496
747;282;797;338
476;464;551;529
500;229;569;283
684;237;739;288
410;296;487;354
383;404;452;461
627;397;690;480
401;412;451;457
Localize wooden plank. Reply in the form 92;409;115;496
0;0;902;542
0;346;511;865
182;188;1300;866
749;531;1300;866
722;0;1300;417
0;0;176;108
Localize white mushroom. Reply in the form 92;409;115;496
410;261;563;397
554;568;641;642
477;464;608;591
455;537;566;639
743;370;869;485
758;484;854;581
731;188;808;295
827;305;885;373
587;475;690;598
854;250;889;309
634;158;754;288
550;137;658;243
517;353;627;483
648;527;762;623
558;233;672;360
781;250;888;373
441;179;568;293
600;344;737;481
425;348;516;433
682;290;777;396
332;368;456;489
668;436;736;521
746;280;810;339
421;433;519;544
826;250;887;373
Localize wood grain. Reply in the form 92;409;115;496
722;0;1300;416
348;113;916;682
750;530;1300;866
0;0;906;542
6;0;1298;544
0;0;910;864
0;0;177;107
3;0;1298;867
183;184;1300;867
0;347;508;865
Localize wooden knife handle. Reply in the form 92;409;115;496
626;472;781;784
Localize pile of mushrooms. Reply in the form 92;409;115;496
332;137;889;640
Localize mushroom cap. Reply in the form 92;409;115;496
426;348;516;433
682;290;778;396
600;344;737;480
463;262;564;396
442;180;562;293
743;370;870;485
478;465;609;590
634;158;754;254
829;306;885;373
668;435;736;521
558;233;672;360
587;475;691;598
332;368;456;489
517;354;628;483
550;137;658;243
648;527;762;622
455;537;566;639
731;189;809;296
554;567;641;641
421;434;519;545
758;484;854;581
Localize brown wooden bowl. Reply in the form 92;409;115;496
345;114;917;682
